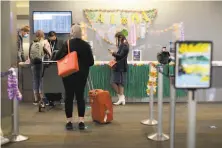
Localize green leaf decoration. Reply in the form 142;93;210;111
87;12;95;19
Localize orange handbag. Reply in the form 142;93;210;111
57;40;79;77
108;60;117;68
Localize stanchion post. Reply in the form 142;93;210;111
140;85;158;125
0;128;10;145
187;90;196;148
148;66;169;141
11;68;28;142
170;79;176;148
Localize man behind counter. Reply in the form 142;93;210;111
47;31;64;53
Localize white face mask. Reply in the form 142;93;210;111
23;34;29;38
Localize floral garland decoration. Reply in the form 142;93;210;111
1;68;22;100
8;68;22;100
146;62;158;96
83;9;158;45
81;21;182;45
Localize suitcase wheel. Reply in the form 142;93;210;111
38;101;46;112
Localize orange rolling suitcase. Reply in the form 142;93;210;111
87;75;113;124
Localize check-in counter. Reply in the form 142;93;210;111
20;61;222;102
20;62;64;102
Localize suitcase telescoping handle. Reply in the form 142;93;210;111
87;72;94;91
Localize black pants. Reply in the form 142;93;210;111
62;73;88;118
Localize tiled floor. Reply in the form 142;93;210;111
3;103;222;148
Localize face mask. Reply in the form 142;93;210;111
23;34;29;38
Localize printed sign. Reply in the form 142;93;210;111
132;49;142;61
175;41;212;89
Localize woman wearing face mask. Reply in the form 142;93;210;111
109;32;129;106
54;24;94;130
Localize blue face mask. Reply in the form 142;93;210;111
23;34;29;38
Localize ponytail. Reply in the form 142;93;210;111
33;37;41;42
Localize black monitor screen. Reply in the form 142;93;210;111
33;11;72;34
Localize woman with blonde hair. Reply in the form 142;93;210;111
29;30;51;110
54;24;94;130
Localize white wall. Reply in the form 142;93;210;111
30;1;222;61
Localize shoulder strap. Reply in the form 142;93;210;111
115;46;129;63
116;55;128;63
67;40;70;53
28;43;33;59
39;40;45;47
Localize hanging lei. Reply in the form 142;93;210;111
1;68;22;101
146;62;158;96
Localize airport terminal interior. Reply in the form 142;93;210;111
1;1;222;148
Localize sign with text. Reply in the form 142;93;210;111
132;49;142;61
175;41;213;89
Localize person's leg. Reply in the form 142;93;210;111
111;71;120;98
112;83;119;94
31;65;40;105
74;75;87;130
62;77;75;130
39;65;49;105
34;64;45;108
114;72;126;105
118;85;124;95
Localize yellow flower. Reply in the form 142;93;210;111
149;72;157;77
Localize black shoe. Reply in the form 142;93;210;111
66;122;73;130
33;100;38;105
78;122;85;130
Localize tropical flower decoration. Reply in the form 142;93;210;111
146;62;158;96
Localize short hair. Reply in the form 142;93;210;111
70;24;82;39
48;31;56;37
21;26;30;32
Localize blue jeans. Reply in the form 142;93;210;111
31;64;43;94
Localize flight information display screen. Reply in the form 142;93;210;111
33;11;72;34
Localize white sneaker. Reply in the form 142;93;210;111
113;95;125;105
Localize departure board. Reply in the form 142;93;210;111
33;11;72;34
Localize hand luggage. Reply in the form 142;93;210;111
45;93;63;106
87;74;113;124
